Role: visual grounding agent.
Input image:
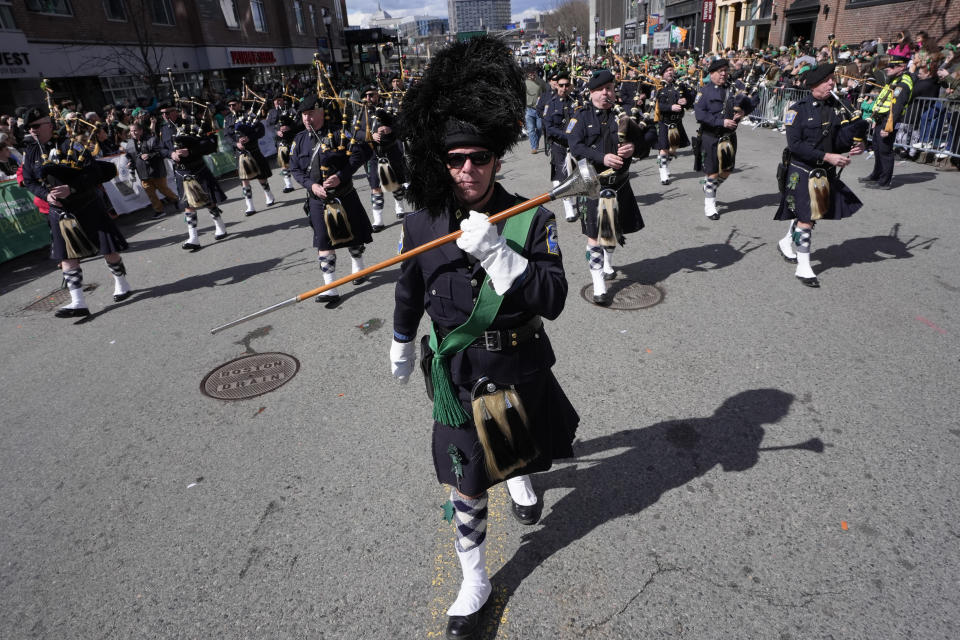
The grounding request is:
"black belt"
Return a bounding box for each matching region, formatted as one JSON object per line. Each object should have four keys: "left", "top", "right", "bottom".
{"left": 550, "top": 137, "right": 568, "bottom": 148}
{"left": 435, "top": 316, "right": 543, "bottom": 352}
{"left": 598, "top": 174, "right": 623, "bottom": 187}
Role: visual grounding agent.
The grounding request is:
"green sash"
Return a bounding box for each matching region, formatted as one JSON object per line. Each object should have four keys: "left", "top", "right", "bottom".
{"left": 428, "top": 207, "right": 538, "bottom": 427}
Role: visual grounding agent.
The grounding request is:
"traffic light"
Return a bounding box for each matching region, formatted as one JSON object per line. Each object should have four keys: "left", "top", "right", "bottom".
{"left": 519, "top": 29, "right": 524, "bottom": 37}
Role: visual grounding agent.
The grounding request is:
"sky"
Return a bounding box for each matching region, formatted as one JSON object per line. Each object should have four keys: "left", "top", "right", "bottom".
{"left": 345, "top": 0, "right": 551, "bottom": 29}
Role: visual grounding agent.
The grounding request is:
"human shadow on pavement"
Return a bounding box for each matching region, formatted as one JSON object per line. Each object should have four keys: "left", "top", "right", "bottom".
{"left": 720, "top": 191, "right": 783, "bottom": 212}
{"left": 479, "top": 388, "right": 822, "bottom": 638}
{"left": 887, "top": 171, "right": 936, "bottom": 186}
{"left": 617, "top": 227, "right": 765, "bottom": 284}
{"left": 813, "top": 223, "right": 937, "bottom": 275}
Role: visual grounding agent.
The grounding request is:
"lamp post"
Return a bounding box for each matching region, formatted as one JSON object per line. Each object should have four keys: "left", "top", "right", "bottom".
{"left": 594, "top": 15, "right": 600, "bottom": 56}
{"left": 321, "top": 7, "right": 336, "bottom": 80}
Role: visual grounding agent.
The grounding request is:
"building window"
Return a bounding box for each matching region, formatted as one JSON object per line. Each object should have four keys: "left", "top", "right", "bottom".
{"left": 251, "top": 0, "right": 267, "bottom": 32}
{"left": 25, "top": 0, "right": 73, "bottom": 16}
{"left": 103, "top": 0, "right": 126, "bottom": 21}
{"left": 308, "top": 4, "right": 317, "bottom": 35}
{"left": 219, "top": 0, "right": 240, "bottom": 28}
{"left": 294, "top": 0, "right": 305, "bottom": 34}
{"left": 0, "top": 0, "right": 18, "bottom": 29}
{"left": 151, "top": 0, "right": 175, "bottom": 25}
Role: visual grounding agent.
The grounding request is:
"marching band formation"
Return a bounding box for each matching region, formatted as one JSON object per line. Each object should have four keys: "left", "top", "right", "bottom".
{"left": 7, "top": 33, "right": 955, "bottom": 638}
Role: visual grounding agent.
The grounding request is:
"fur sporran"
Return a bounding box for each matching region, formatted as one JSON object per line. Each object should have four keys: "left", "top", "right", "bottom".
{"left": 808, "top": 168, "right": 831, "bottom": 221}
{"left": 237, "top": 152, "right": 259, "bottom": 180}
{"left": 597, "top": 188, "right": 620, "bottom": 249}
{"left": 182, "top": 176, "right": 209, "bottom": 209}
{"left": 58, "top": 213, "right": 98, "bottom": 259}
{"left": 717, "top": 135, "right": 736, "bottom": 173}
{"left": 564, "top": 150, "right": 576, "bottom": 179}
{"left": 667, "top": 124, "right": 681, "bottom": 155}
{"left": 377, "top": 157, "right": 402, "bottom": 194}
{"left": 277, "top": 143, "right": 290, "bottom": 170}
{"left": 323, "top": 199, "right": 354, "bottom": 245}
{"left": 471, "top": 379, "right": 538, "bottom": 482}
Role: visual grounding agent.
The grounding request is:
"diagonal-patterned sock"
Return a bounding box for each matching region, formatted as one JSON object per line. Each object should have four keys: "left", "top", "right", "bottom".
{"left": 451, "top": 489, "right": 488, "bottom": 553}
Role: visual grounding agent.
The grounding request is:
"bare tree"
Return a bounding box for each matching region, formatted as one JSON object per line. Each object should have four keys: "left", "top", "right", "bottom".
{"left": 539, "top": 0, "right": 589, "bottom": 45}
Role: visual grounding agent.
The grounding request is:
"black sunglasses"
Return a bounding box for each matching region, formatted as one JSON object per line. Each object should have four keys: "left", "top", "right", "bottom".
{"left": 446, "top": 150, "right": 495, "bottom": 168}
{"left": 557, "top": 82, "right": 571, "bottom": 87}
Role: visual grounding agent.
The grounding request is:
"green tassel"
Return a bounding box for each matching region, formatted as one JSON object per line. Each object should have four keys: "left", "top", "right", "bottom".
{"left": 430, "top": 354, "right": 470, "bottom": 427}
{"left": 442, "top": 499, "right": 455, "bottom": 523}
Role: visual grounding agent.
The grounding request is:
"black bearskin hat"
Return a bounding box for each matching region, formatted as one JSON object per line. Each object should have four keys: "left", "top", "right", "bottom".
{"left": 398, "top": 35, "right": 524, "bottom": 216}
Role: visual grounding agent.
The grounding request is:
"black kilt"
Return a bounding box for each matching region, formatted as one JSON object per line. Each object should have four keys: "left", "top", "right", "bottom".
{"left": 174, "top": 166, "right": 227, "bottom": 207}
{"left": 307, "top": 187, "right": 373, "bottom": 250}
{"left": 774, "top": 163, "right": 863, "bottom": 223}
{"left": 238, "top": 147, "right": 273, "bottom": 180}
{"left": 431, "top": 370, "right": 578, "bottom": 495}
{"left": 364, "top": 142, "right": 407, "bottom": 190}
{"left": 700, "top": 131, "right": 737, "bottom": 175}
{"left": 580, "top": 179, "right": 644, "bottom": 239}
{"left": 549, "top": 143, "right": 570, "bottom": 183}
{"left": 47, "top": 193, "right": 128, "bottom": 260}
{"left": 657, "top": 119, "right": 691, "bottom": 150}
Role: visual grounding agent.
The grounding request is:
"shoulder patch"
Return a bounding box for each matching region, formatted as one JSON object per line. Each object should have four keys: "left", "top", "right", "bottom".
{"left": 545, "top": 221, "right": 559, "bottom": 255}
{"left": 397, "top": 226, "right": 404, "bottom": 255}
{"left": 565, "top": 118, "right": 578, "bottom": 134}
{"left": 784, "top": 110, "right": 797, "bottom": 126}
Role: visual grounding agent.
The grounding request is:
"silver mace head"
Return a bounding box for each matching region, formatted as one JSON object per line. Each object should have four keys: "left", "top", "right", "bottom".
{"left": 550, "top": 158, "right": 600, "bottom": 201}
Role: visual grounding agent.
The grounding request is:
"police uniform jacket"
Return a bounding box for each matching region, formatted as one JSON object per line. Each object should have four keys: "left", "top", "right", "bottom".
{"left": 289, "top": 126, "right": 373, "bottom": 250}
{"left": 568, "top": 104, "right": 644, "bottom": 238}
{"left": 694, "top": 81, "right": 756, "bottom": 174}
{"left": 223, "top": 111, "right": 272, "bottom": 178}
{"left": 124, "top": 135, "right": 167, "bottom": 180}
{"left": 167, "top": 133, "right": 227, "bottom": 207}
{"left": 21, "top": 140, "right": 128, "bottom": 259}
{"left": 774, "top": 93, "right": 864, "bottom": 223}
{"left": 352, "top": 103, "right": 407, "bottom": 189}
{"left": 392, "top": 183, "right": 578, "bottom": 495}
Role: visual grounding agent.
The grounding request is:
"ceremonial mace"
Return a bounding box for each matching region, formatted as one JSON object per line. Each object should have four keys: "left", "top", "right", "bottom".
{"left": 210, "top": 159, "right": 601, "bottom": 334}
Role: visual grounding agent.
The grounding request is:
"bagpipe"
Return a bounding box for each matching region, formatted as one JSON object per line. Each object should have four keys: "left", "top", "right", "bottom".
{"left": 233, "top": 79, "right": 268, "bottom": 180}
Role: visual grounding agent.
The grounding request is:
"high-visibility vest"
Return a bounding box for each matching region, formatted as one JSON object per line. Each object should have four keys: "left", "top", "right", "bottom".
{"left": 874, "top": 73, "right": 914, "bottom": 115}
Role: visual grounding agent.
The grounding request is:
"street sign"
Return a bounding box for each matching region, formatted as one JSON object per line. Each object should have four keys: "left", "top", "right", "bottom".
{"left": 653, "top": 32, "right": 670, "bottom": 49}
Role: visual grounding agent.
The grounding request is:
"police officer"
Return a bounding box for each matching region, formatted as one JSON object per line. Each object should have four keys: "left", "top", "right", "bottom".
{"left": 568, "top": 69, "right": 644, "bottom": 305}
{"left": 860, "top": 54, "right": 913, "bottom": 190}
{"left": 694, "top": 58, "right": 757, "bottom": 219}
{"left": 774, "top": 63, "right": 868, "bottom": 287}
{"left": 289, "top": 94, "right": 373, "bottom": 305}
{"left": 223, "top": 97, "right": 275, "bottom": 214}
{"left": 655, "top": 63, "right": 696, "bottom": 185}
{"left": 265, "top": 95, "right": 302, "bottom": 193}
{"left": 544, "top": 71, "right": 579, "bottom": 222}
{"left": 390, "top": 37, "right": 579, "bottom": 639}
{"left": 20, "top": 107, "right": 132, "bottom": 317}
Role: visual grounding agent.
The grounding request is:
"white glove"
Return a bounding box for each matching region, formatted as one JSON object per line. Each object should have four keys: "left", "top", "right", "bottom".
{"left": 456, "top": 211, "right": 529, "bottom": 295}
{"left": 390, "top": 339, "right": 415, "bottom": 383}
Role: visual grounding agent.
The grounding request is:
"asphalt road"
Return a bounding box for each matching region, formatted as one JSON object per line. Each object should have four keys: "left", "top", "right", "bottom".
{"left": 2, "top": 118, "right": 958, "bottom": 639}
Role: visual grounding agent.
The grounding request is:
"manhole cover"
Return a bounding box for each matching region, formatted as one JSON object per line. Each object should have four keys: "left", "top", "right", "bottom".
{"left": 200, "top": 352, "right": 300, "bottom": 400}
{"left": 579, "top": 281, "right": 663, "bottom": 310}
{"left": 22, "top": 284, "right": 99, "bottom": 313}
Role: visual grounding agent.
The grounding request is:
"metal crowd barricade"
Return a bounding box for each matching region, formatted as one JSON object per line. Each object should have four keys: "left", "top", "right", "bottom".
{"left": 748, "top": 86, "right": 811, "bottom": 128}
{"left": 888, "top": 95, "right": 960, "bottom": 160}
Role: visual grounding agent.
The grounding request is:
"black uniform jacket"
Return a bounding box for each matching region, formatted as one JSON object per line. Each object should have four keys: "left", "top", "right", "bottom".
{"left": 694, "top": 81, "right": 756, "bottom": 135}
{"left": 393, "top": 183, "right": 567, "bottom": 386}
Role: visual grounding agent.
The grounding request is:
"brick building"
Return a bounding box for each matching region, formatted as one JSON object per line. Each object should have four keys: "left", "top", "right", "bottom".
{"left": 0, "top": 0, "right": 350, "bottom": 114}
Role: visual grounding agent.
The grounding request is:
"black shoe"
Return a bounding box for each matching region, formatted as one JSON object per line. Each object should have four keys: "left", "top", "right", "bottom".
{"left": 396, "top": 212, "right": 405, "bottom": 220}
{"left": 865, "top": 182, "right": 893, "bottom": 190}
{"left": 371, "top": 224, "right": 385, "bottom": 233}
{"left": 315, "top": 293, "right": 341, "bottom": 304}
{"left": 602, "top": 270, "right": 617, "bottom": 281}
{"left": 510, "top": 499, "right": 542, "bottom": 526}
{"left": 592, "top": 291, "right": 612, "bottom": 307}
{"left": 797, "top": 275, "right": 820, "bottom": 288}
{"left": 282, "top": 187, "right": 295, "bottom": 193}
{"left": 777, "top": 243, "right": 798, "bottom": 264}
{"left": 857, "top": 176, "right": 877, "bottom": 183}
{"left": 54, "top": 306, "right": 91, "bottom": 318}
{"left": 151, "top": 209, "right": 165, "bottom": 219}
{"left": 565, "top": 215, "right": 578, "bottom": 223}
{"left": 244, "top": 209, "right": 257, "bottom": 217}
{"left": 181, "top": 242, "right": 202, "bottom": 251}
{"left": 351, "top": 276, "right": 367, "bottom": 286}
{"left": 446, "top": 609, "right": 484, "bottom": 639}
{"left": 708, "top": 213, "right": 720, "bottom": 220}
{"left": 113, "top": 291, "right": 133, "bottom": 303}
{"left": 661, "top": 179, "right": 670, "bottom": 186}
{"left": 214, "top": 232, "right": 228, "bottom": 241}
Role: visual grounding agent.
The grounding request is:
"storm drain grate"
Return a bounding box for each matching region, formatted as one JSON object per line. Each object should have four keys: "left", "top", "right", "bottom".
{"left": 200, "top": 352, "right": 300, "bottom": 400}
{"left": 580, "top": 280, "right": 664, "bottom": 310}
{"left": 22, "top": 284, "right": 99, "bottom": 313}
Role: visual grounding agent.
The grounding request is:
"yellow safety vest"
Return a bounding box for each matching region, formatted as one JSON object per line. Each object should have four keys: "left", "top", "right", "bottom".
{"left": 874, "top": 73, "right": 914, "bottom": 115}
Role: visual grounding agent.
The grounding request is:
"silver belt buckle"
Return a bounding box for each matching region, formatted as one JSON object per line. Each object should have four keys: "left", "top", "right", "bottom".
{"left": 483, "top": 330, "right": 502, "bottom": 351}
